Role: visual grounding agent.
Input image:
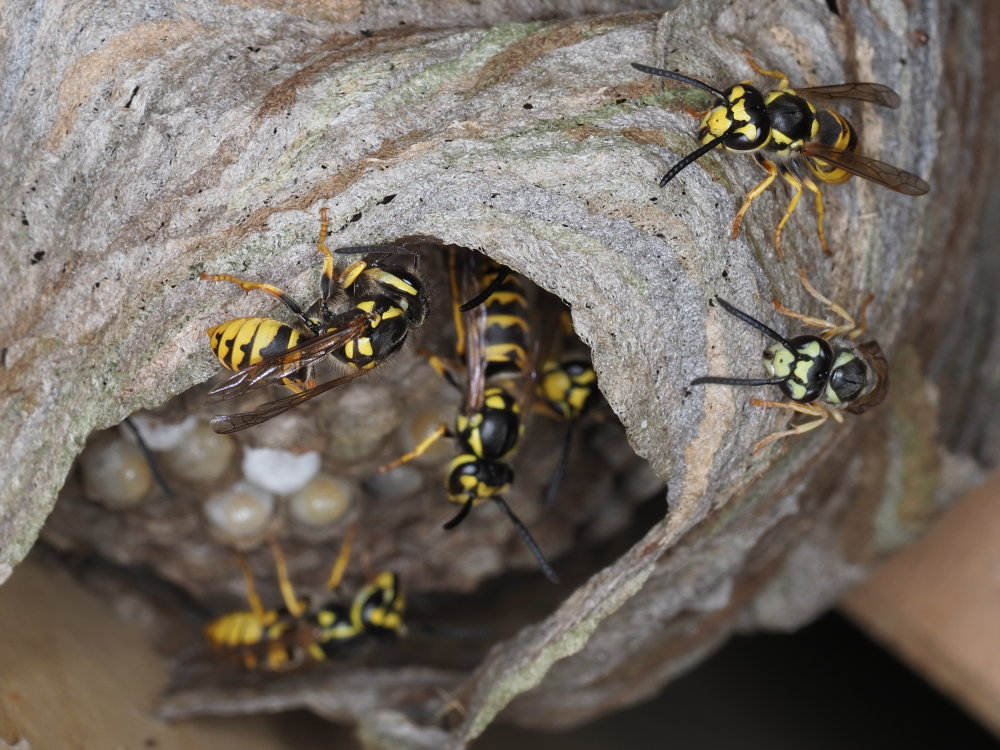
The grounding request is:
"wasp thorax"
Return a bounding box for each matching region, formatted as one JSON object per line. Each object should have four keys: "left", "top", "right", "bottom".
{"left": 699, "top": 84, "right": 770, "bottom": 152}
{"left": 763, "top": 91, "right": 818, "bottom": 151}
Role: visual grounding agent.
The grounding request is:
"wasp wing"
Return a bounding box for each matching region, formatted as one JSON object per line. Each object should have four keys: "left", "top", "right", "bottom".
{"left": 796, "top": 82, "right": 901, "bottom": 108}
{"left": 459, "top": 252, "right": 489, "bottom": 415}
{"left": 209, "top": 369, "right": 363, "bottom": 433}
{"left": 205, "top": 312, "right": 372, "bottom": 404}
{"left": 802, "top": 142, "right": 930, "bottom": 195}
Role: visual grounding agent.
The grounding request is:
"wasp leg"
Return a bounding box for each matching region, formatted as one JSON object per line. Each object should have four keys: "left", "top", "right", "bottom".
{"left": 324, "top": 522, "right": 359, "bottom": 591}
{"left": 315, "top": 207, "right": 339, "bottom": 303}
{"left": 731, "top": 155, "right": 779, "bottom": 241}
{"left": 234, "top": 550, "right": 267, "bottom": 621}
{"left": 266, "top": 537, "right": 307, "bottom": 618}
{"left": 802, "top": 176, "right": 831, "bottom": 255}
{"left": 773, "top": 269, "right": 868, "bottom": 339}
{"left": 379, "top": 423, "right": 449, "bottom": 472}
{"left": 743, "top": 50, "right": 790, "bottom": 89}
{"left": 749, "top": 399, "right": 833, "bottom": 454}
{"left": 447, "top": 250, "right": 467, "bottom": 358}
{"left": 200, "top": 273, "right": 319, "bottom": 334}
{"left": 773, "top": 166, "right": 805, "bottom": 258}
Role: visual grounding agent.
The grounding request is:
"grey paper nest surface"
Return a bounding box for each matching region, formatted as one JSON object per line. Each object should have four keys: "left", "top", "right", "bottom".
{"left": 3, "top": 0, "right": 1000, "bottom": 747}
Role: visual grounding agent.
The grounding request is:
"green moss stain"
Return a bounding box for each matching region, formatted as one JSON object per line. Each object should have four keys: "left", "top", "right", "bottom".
{"left": 873, "top": 345, "right": 940, "bottom": 552}
{"left": 379, "top": 25, "right": 542, "bottom": 109}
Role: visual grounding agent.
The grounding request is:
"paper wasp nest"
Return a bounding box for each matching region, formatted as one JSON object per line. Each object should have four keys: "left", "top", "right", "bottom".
{"left": 2, "top": 0, "right": 998, "bottom": 748}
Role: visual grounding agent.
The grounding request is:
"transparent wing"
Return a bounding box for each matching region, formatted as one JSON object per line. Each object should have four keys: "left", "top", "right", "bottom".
{"left": 802, "top": 142, "right": 930, "bottom": 195}
{"left": 459, "top": 253, "right": 488, "bottom": 415}
{"left": 796, "top": 82, "right": 901, "bottom": 108}
{"left": 209, "top": 369, "right": 363, "bottom": 433}
{"left": 205, "top": 312, "right": 372, "bottom": 403}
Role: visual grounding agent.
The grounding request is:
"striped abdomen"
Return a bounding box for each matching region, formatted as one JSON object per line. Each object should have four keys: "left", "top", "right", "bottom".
{"left": 806, "top": 108, "right": 857, "bottom": 185}
{"left": 481, "top": 263, "right": 531, "bottom": 377}
{"left": 205, "top": 317, "right": 310, "bottom": 391}
{"left": 203, "top": 609, "right": 299, "bottom": 671}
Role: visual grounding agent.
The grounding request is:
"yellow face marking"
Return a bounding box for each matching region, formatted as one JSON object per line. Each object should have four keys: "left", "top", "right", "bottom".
{"left": 703, "top": 105, "right": 733, "bottom": 138}
{"left": 787, "top": 381, "right": 807, "bottom": 400}
{"left": 366, "top": 268, "right": 417, "bottom": 297}
{"left": 793, "top": 358, "right": 814, "bottom": 383}
{"left": 765, "top": 344, "right": 795, "bottom": 378}
{"left": 341, "top": 261, "right": 369, "bottom": 288}
{"left": 731, "top": 96, "right": 749, "bottom": 122}
{"left": 799, "top": 340, "right": 823, "bottom": 358}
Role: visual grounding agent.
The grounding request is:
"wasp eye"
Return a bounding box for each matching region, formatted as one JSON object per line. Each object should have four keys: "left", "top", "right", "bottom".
{"left": 829, "top": 357, "right": 867, "bottom": 402}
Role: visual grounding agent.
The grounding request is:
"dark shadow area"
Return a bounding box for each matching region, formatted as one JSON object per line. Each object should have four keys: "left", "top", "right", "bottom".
{"left": 476, "top": 611, "right": 998, "bottom": 749}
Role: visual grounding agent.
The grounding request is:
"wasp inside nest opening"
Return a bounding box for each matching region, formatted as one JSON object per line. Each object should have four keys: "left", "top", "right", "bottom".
{"left": 44, "top": 210, "right": 663, "bottom": 718}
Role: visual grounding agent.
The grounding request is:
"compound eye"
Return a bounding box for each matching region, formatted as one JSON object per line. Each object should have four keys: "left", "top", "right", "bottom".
{"left": 829, "top": 357, "right": 867, "bottom": 402}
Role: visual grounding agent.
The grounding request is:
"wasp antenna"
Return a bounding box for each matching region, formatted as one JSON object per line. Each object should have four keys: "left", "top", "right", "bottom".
{"left": 713, "top": 297, "right": 795, "bottom": 349}
{"left": 459, "top": 265, "right": 510, "bottom": 312}
{"left": 334, "top": 244, "right": 414, "bottom": 256}
{"left": 691, "top": 375, "right": 789, "bottom": 387}
{"left": 660, "top": 134, "right": 728, "bottom": 187}
{"left": 542, "top": 421, "right": 576, "bottom": 508}
{"left": 630, "top": 62, "right": 727, "bottom": 99}
{"left": 443, "top": 497, "right": 475, "bottom": 530}
{"left": 492, "top": 497, "right": 560, "bottom": 584}
{"left": 122, "top": 417, "right": 176, "bottom": 497}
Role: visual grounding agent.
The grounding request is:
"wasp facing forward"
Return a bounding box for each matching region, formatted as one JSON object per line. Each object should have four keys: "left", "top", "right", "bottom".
{"left": 690, "top": 269, "right": 888, "bottom": 454}
{"left": 381, "top": 252, "right": 559, "bottom": 583}
{"left": 631, "top": 53, "right": 929, "bottom": 256}
{"left": 201, "top": 209, "right": 428, "bottom": 433}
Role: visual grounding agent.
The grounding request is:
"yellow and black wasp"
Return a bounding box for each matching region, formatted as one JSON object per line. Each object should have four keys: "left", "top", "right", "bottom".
{"left": 631, "top": 53, "right": 929, "bottom": 255}
{"left": 203, "top": 528, "right": 406, "bottom": 671}
{"left": 690, "top": 269, "right": 888, "bottom": 454}
{"left": 200, "top": 208, "right": 429, "bottom": 433}
{"left": 381, "top": 252, "right": 559, "bottom": 583}
{"left": 534, "top": 308, "right": 600, "bottom": 506}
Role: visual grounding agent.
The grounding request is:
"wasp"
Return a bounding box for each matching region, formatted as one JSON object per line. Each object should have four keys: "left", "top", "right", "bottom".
{"left": 631, "top": 53, "right": 929, "bottom": 256}
{"left": 200, "top": 208, "right": 429, "bottom": 433}
{"left": 690, "top": 269, "right": 888, "bottom": 454}
{"left": 534, "top": 309, "right": 600, "bottom": 506}
{"left": 203, "top": 528, "right": 406, "bottom": 670}
{"left": 381, "top": 252, "right": 559, "bottom": 583}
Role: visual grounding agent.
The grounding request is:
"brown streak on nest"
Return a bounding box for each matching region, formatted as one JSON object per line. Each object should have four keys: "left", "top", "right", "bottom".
{"left": 220, "top": 0, "right": 363, "bottom": 22}
{"left": 181, "top": 31, "right": 418, "bottom": 197}
{"left": 45, "top": 20, "right": 204, "bottom": 152}
{"left": 470, "top": 24, "right": 583, "bottom": 91}
{"left": 183, "top": 129, "right": 429, "bottom": 259}
{"left": 618, "top": 125, "right": 667, "bottom": 147}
